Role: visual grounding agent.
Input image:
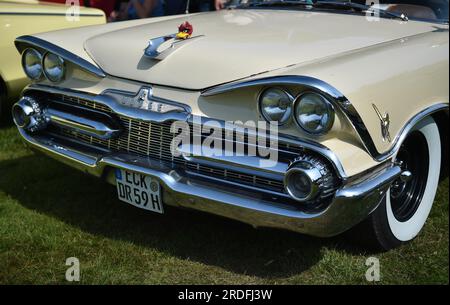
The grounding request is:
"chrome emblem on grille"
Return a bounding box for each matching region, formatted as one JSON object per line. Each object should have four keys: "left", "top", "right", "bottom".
{"left": 137, "top": 87, "right": 152, "bottom": 110}
{"left": 106, "top": 87, "right": 186, "bottom": 114}
{"left": 138, "top": 88, "right": 185, "bottom": 113}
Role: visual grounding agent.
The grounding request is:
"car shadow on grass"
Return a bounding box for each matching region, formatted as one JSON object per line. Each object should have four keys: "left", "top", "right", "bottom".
{"left": 0, "top": 112, "right": 13, "bottom": 129}
{"left": 0, "top": 154, "right": 371, "bottom": 279}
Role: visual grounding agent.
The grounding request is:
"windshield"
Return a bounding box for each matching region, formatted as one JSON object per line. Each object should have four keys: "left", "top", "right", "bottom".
{"left": 234, "top": 0, "right": 449, "bottom": 23}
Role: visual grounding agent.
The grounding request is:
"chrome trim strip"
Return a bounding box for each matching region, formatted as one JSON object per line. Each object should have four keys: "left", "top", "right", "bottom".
{"left": 46, "top": 107, "right": 121, "bottom": 140}
{"left": 24, "top": 84, "right": 191, "bottom": 124}
{"left": 19, "top": 128, "right": 100, "bottom": 167}
{"left": 177, "top": 143, "right": 289, "bottom": 177}
{"left": 374, "top": 103, "right": 449, "bottom": 162}
{"left": 201, "top": 76, "right": 449, "bottom": 162}
{"left": 15, "top": 35, "right": 106, "bottom": 78}
{"left": 187, "top": 171, "right": 290, "bottom": 199}
{"left": 17, "top": 128, "right": 401, "bottom": 237}
{"left": 24, "top": 84, "right": 349, "bottom": 179}
{"left": 337, "top": 165, "right": 401, "bottom": 199}
{"left": 185, "top": 114, "right": 348, "bottom": 178}
{"left": 201, "top": 75, "right": 344, "bottom": 98}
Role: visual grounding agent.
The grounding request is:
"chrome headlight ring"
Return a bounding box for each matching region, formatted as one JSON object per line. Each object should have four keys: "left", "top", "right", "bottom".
{"left": 293, "top": 91, "right": 335, "bottom": 135}
{"left": 21, "top": 48, "right": 43, "bottom": 81}
{"left": 43, "top": 52, "right": 66, "bottom": 83}
{"left": 257, "top": 87, "right": 294, "bottom": 126}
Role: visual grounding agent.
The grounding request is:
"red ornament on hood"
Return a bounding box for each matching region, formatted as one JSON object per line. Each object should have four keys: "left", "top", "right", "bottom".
{"left": 176, "top": 21, "right": 194, "bottom": 40}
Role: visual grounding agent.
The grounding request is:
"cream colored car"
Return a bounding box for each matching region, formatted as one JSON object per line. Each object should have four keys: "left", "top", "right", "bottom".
{"left": 0, "top": 0, "right": 105, "bottom": 117}
{"left": 11, "top": 0, "right": 449, "bottom": 250}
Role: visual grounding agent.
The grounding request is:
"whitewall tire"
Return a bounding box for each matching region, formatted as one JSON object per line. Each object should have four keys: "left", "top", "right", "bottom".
{"left": 363, "top": 117, "right": 441, "bottom": 251}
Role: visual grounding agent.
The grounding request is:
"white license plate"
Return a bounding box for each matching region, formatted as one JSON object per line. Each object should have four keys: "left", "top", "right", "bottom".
{"left": 115, "top": 169, "right": 163, "bottom": 214}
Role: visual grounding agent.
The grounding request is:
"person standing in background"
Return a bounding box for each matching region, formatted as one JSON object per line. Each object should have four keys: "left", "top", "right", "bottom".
{"left": 110, "top": 0, "right": 164, "bottom": 21}
{"left": 86, "top": 0, "right": 116, "bottom": 18}
{"left": 44, "top": 0, "right": 226, "bottom": 20}
{"left": 164, "top": 0, "right": 187, "bottom": 15}
{"left": 165, "top": 0, "right": 227, "bottom": 15}
{"left": 213, "top": 0, "right": 227, "bottom": 10}
{"left": 128, "top": 0, "right": 165, "bottom": 19}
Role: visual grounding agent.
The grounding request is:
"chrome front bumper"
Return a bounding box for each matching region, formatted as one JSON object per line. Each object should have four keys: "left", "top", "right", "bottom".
{"left": 18, "top": 128, "right": 401, "bottom": 237}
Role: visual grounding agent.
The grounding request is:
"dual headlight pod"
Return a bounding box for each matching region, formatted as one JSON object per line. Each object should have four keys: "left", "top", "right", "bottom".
{"left": 22, "top": 48, "right": 65, "bottom": 83}
{"left": 259, "top": 88, "right": 335, "bottom": 135}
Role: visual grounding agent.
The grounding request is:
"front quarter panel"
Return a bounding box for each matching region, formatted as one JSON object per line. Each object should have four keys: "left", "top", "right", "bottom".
{"left": 279, "top": 26, "right": 449, "bottom": 157}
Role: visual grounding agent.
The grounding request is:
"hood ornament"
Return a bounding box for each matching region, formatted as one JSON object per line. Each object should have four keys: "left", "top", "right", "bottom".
{"left": 144, "top": 22, "right": 202, "bottom": 60}
{"left": 372, "top": 103, "right": 391, "bottom": 143}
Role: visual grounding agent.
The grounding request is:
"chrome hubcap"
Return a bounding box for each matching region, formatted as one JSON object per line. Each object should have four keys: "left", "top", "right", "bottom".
{"left": 390, "top": 131, "right": 429, "bottom": 222}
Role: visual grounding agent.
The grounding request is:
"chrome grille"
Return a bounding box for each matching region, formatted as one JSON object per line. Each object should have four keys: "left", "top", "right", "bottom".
{"left": 61, "top": 118, "right": 186, "bottom": 164}
{"left": 61, "top": 95, "right": 112, "bottom": 114}
{"left": 55, "top": 94, "right": 286, "bottom": 192}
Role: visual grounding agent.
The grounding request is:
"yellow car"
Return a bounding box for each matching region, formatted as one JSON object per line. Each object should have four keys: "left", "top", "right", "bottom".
{"left": 0, "top": 0, "right": 105, "bottom": 117}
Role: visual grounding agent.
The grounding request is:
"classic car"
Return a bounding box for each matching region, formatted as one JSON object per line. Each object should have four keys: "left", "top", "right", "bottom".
{"left": 11, "top": 0, "right": 449, "bottom": 250}
{"left": 0, "top": 0, "right": 105, "bottom": 118}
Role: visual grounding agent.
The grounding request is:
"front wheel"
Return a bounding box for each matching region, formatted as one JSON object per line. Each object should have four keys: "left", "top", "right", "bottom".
{"left": 363, "top": 117, "right": 441, "bottom": 251}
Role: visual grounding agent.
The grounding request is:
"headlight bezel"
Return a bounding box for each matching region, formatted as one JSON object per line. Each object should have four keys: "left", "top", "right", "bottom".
{"left": 257, "top": 87, "right": 294, "bottom": 126}
{"left": 43, "top": 52, "right": 66, "bottom": 83}
{"left": 21, "top": 48, "right": 43, "bottom": 81}
{"left": 293, "top": 91, "right": 335, "bottom": 135}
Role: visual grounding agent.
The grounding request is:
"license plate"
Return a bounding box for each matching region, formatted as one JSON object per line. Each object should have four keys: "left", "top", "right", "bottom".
{"left": 115, "top": 169, "right": 163, "bottom": 214}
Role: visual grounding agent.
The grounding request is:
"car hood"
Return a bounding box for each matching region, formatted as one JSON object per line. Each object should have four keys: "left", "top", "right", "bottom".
{"left": 84, "top": 10, "right": 436, "bottom": 90}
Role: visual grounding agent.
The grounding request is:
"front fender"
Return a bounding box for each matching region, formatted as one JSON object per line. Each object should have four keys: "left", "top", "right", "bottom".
{"left": 282, "top": 28, "right": 449, "bottom": 160}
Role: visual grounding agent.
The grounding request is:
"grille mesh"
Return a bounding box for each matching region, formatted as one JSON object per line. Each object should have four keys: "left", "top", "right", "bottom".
{"left": 56, "top": 94, "right": 286, "bottom": 192}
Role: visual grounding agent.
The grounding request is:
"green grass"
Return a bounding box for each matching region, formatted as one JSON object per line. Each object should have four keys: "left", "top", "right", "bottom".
{"left": 0, "top": 123, "right": 448, "bottom": 284}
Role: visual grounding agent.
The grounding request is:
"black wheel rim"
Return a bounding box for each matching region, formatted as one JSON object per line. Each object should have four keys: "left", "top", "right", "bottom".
{"left": 390, "top": 131, "right": 429, "bottom": 222}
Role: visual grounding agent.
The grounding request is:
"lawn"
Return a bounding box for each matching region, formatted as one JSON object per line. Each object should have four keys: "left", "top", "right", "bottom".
{"left": 0, "top": 120, "right": 448, "bottom": 285}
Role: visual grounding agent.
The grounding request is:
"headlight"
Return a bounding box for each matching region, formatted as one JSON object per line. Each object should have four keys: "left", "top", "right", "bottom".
{"left": 22, "top": 48, "right": 43, "bottom": 80}
{"left": 258, "top": 88, "right": 293, "bottom": 125}
{"left": 43, "top": 53, "right": 65, "bottom": 82}
{"left": 294, "top": 92, "right": 335, "bottom": 134}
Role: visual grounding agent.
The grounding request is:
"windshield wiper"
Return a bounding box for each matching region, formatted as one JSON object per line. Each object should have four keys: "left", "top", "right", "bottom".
{"left": 238, "top": 0, "right": 409, "bottom": 22}
{"left": 237, "top": 0, "right": 313, "bottom": 8}
{"left": 315, "top": 1, "right": 409, "bottom": 21}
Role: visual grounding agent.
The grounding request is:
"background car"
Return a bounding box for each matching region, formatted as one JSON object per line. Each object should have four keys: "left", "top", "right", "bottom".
{"left": 0, "top": 0, "right": 105, "bottom": 119}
